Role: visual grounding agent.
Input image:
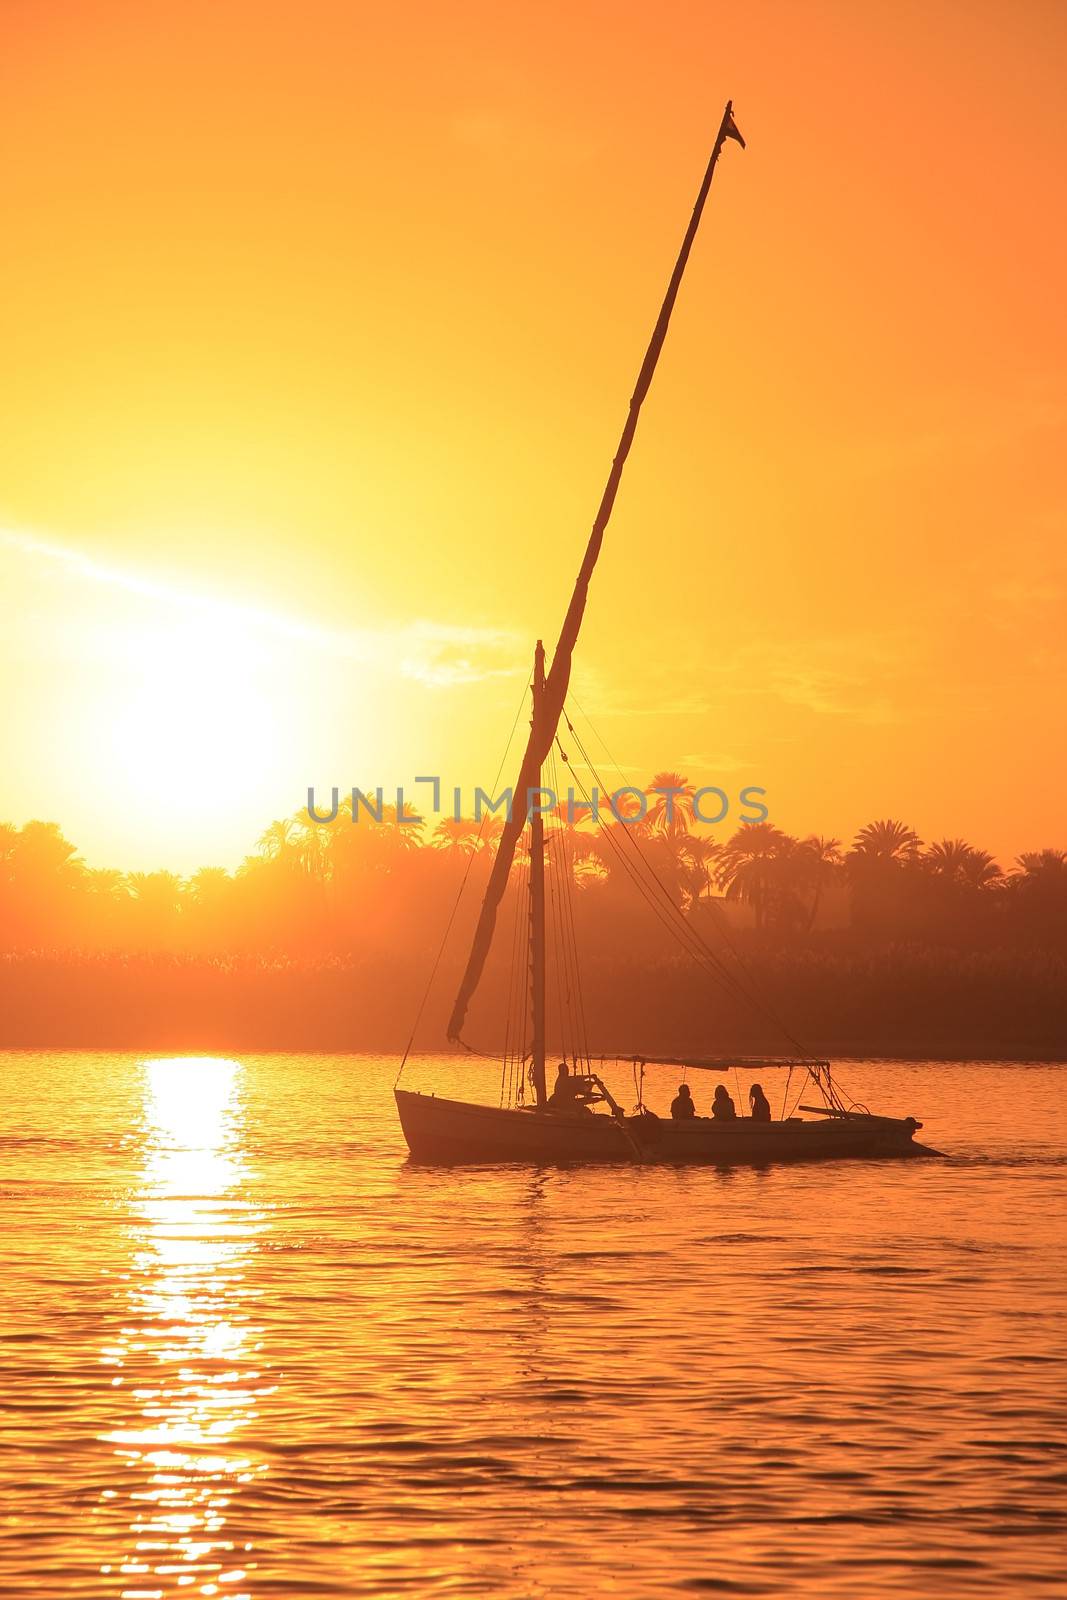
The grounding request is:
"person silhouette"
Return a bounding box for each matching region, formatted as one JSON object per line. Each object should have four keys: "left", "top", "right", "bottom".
{"left": 548, "top": 1062, "right": 577, "bottom": 1108}
{"left": 748, "top": 1082, "right": 772, "bottom": 1122}
{"left": 711, "top": 1084, "right": 737, "bottom": 1121}
{"left": 670, "top": 1083, "right": 696, "bottom": 1119}
{"left": 548, "top": 1061, "right": 594, "bottom": 1113}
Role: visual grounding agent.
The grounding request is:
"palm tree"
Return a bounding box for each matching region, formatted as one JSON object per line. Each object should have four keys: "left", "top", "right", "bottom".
{"left": 188, "top": 865, "right": 232, "bottom": 902}
{"left": 716, "top": 823, "right": 789, "bottom": 931}
{"left": 543, "top": 801, "right": 601, "bottom": 881}
{"left": 1008, "top": 850, "right": 1067, "bottom": 915}
{"left": 1006, "top": 849, "right": 1067, "bottom": 942}
{"left": 478, "top": 816, "right": 505, "bottom": 850}
{"left": 184, "top": 867, "right": 233, "bottom": 947}
{"left": 924, "top": 839, "right": 971, "bottom": 880}
{"left": 960, "top": 850, "right": 1001, "bottom": 890}
{"left": 799, "top": 835, "right": 843, "bottom": 931}
{"left": 764, "top": 833, "right": 815, "bottom": 933}
{"left": 258, "top": 817, "right": 300, "bottom": 861}
{"left": 680, "top": 834, "right": 720, "bottom": 907}
{"left": 378, "top": 802, "right": 425, "bottom": 850}
{"left": 636, "top": 829, "right": 695, "bottom": 909}
{"left": 924, "top": 839, "right": 1001, "bottom": 889}
{"left": 1013, "top": 849, "right": 1067, "bottom": 881}
{"left": 11, "top": 820, "right": 83, "bottom": 880}
{"left": 291, "top": 815, "right": 330, "bottom": 880}
{"left": 127, "top": 869, "right": 183, "bottom": 907}
{"left": 432, "top": 817, "right": 481, "bottom": 856}
{"left": 84, "top": 866, "right": 128, "bottom": 901}
{"left": 127, "top": 870, "right": 184, "bottom": 947}
{"left": 850, "top": 819, "right": 921, "bottom": 864}
{"left": 607, "top": 788, "right": 650, "bottom": 830}
{"left": 646, "top": 772, "right": 696, "bottom": 836}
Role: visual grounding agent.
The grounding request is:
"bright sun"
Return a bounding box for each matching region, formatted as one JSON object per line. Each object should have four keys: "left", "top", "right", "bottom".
{"left": 2, "top": 528, "right": 376, "bottom": 872}
{"left": 107, "top": 609, "right": 288, "bottom": 835}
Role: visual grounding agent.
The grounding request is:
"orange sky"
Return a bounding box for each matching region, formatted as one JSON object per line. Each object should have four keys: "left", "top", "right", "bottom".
{"left": 1, "top": 0, "right": 1065, "bottom": 872}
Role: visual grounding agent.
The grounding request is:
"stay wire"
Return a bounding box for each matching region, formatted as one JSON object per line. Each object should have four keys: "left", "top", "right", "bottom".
{"left": 545, "top": 797, "right": 570, "bottom": 1067}
{"left": 565, "top": 694, "right": 847, "bottom": 1107}
{"left": 564, "top": 703, "right": 791, "bottom": 1024}
{"left": 566, "top": 695, "right": 780, "bottom": 993}
{"left": 500, "top": 852, "right": 527, "bottom": 1106}
{"left": 396, "top": 672, "right": 531, "bottom": 1086}
{"left": 547, "top": 764, "right": 571, "bottom": 1068}
{"left": 512, "top": 860, "right": 532, "bottom": 1103}
{"left": 556, "top": 739, "right": 747, "bottom": 1009}
{"left": 562, "top": 702, "right": 816, "bottom": 1064}
{"left": 558, "top": 725, "right": 759, "bottom": 1008}
{"left": 549, "top": 746, "right": 580, "bottom": 1069}
{"left": 548, "top": 743, "right": 589, "bottom": 1071}
{"left": 553, "top": 745, "right": 594, "bottom": 1070}
{"left": 561, "top": 717, "right": 846, "bottom": 1110}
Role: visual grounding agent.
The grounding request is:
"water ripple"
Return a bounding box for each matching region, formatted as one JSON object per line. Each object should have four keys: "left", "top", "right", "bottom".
{"left": 0, "top": 1052, "right": 1064, "bottom": 1598}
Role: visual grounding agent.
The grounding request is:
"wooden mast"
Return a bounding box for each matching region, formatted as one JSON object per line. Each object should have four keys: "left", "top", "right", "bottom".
{"left": 446, "top": 100, "right": 745, "bottom": 1044}
{"left": 529, "top": 639, "right": 547, "bottom": 1108}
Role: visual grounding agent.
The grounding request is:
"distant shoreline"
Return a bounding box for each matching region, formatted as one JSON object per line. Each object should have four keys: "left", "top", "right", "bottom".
{"left": 0, "top": 1037, "right": 1063, "bottom": 1064}
{"left": 4, "top": 943, "right": 1064, "bottom": 1062}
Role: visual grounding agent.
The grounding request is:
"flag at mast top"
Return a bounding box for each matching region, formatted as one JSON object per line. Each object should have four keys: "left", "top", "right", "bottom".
{"left": 722, "top": 102, "right": 746, "bottom": 149}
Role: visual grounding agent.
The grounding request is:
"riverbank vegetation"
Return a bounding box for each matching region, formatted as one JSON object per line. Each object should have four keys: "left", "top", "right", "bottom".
{"left": 2, "top": 783, "right": 1065, "bottom": 1055}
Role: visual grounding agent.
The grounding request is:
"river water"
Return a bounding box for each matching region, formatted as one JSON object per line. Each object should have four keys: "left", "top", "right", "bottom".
{"left": 1, "top": 1053, "right": 1064, "bottom": 1598}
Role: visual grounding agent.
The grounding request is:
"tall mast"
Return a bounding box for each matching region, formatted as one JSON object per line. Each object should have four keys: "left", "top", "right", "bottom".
{"left": 447, "top": 100, "right": 745, "bottom": 1045}
{"left": 529, "top": 640, "right": 547, "bottom": 1108}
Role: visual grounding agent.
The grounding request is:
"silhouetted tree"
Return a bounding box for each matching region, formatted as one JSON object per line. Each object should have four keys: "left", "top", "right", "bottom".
{"left": 433, "top": 817, "right": 481, "bottom": 855}
{"left": 799, "top": 836, "right": 843, "bottom": 931}
{"left": 0, "top": 790, "right": 1062, "bottom": 980}
{"left": 717, "top": 823, "right": 791, "bottom": 931}
{"left": 646, "top": 772, "right": 696, "bottom": 836}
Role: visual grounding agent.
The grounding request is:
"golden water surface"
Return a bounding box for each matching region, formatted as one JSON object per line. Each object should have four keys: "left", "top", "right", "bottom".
{"left": 1, "top": 1053, "right": 1064, "bottom": 1597}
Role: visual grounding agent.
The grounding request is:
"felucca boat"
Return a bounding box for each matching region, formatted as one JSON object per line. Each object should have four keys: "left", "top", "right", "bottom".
{"left": 395, "top": 103, "right": 937, "bottom": 1167}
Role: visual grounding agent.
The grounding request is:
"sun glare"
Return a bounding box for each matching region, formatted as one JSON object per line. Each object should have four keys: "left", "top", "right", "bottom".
{"left": 107, "top": 613, "right": 286, "bottom": 829}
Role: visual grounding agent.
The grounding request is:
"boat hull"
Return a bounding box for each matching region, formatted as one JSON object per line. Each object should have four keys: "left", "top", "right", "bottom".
{"left": 394, "top": 1089, "right": 936, "bottom": 1167}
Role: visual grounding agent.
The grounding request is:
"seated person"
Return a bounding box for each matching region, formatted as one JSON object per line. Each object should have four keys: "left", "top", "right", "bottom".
{"left": 711, "top": 1084, "right": 737, "bottom": 1121}
{"left": 748, "top": 1082, "right": 772, "bottom": 1122}
{"left": 547, "top": 1062, "right": 592, "bottom": 1112}
{"left": 670, "top": 1083, "right": 696, "bottom": 1119}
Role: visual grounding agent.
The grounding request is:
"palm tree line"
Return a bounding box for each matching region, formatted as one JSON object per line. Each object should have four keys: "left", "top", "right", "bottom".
{"left": 1, "top": 771, "right": 1065, "bottom": 954}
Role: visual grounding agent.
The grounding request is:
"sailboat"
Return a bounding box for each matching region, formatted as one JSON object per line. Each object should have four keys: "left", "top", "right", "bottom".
{"left": 395, "top": 103, "right": 937, "bottom": 1166}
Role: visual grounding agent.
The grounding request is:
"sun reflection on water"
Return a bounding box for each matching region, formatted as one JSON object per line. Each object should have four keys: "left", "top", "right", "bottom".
{"left": 99, "top": 1058, "right": 269, "bottom": 1600}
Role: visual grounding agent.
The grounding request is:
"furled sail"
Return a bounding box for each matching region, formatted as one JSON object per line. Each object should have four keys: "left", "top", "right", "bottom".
{"left": 447, "top": 101, "right": 745, "bottom": 1042}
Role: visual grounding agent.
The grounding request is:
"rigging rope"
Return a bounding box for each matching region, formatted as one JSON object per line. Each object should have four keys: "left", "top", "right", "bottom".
{"left": 546, "top": 742, "right": 592, "bottom": 1074}
{"left": 396, "top": 673, "right": 531, "bottom": 1086}
{"left": 558, "top": 699, "right": 843, "bottom": 1107}
{"left": 500, "top": 853, "right": 527, "bottom": 1106}
{"left": 564, "top": 701, "right": 802, "bottom": 1037}
{"left": 544, "top": 749, "right": 571, "bottom": 1067}
{"left": 554, "top": 746, "right": 594, "bottom": 1071}
{"left": 557, "top": 726, "right": 760, "bottom": 1012}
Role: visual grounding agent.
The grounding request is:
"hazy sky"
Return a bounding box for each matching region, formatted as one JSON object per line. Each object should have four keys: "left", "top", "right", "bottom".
{"left": 1, "top": 0, "right": 1064, "bottom": 871}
